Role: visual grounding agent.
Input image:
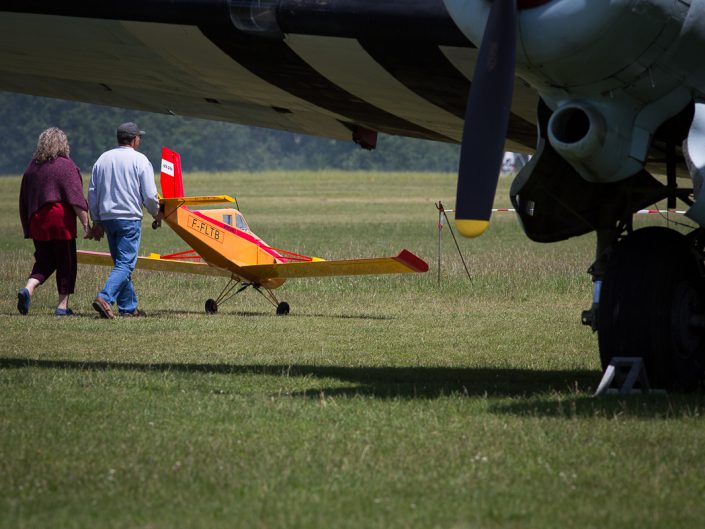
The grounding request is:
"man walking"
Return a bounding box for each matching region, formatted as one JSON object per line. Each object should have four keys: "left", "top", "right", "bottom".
{"left": 88, "top": 122, "right": 163, "bottom": 318}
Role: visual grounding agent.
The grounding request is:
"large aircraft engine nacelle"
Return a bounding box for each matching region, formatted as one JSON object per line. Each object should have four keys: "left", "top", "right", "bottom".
{"left": 547, "top": 102, "right": 637, "bottom": 183}
{"left": 444, "top": 0, "right": 704, "bottom": 184}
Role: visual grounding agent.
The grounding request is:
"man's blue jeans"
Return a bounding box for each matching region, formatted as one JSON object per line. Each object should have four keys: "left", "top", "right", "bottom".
{"left": 98, "top": 219, "right": 141, "bottom": 314}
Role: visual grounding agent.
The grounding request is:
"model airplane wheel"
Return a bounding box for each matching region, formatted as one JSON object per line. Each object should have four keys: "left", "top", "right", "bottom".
{"left": 276, "top": 302, "right": 290, "bottom": 315}
{"left": 597, "top": 227, "right": 705, "bottom": 390}
{"left": 205, "top": 298, "right": 218, "bottom": 314}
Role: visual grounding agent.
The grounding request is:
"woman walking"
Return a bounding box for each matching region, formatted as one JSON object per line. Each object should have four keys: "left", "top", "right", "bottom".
{"left": 18, "top": 127, "right": 91, "bottom": 315}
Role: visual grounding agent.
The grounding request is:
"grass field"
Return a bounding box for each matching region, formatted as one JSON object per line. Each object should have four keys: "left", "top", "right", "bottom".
{"left": 1, "top": 170, "right": 704, "bottom": 528}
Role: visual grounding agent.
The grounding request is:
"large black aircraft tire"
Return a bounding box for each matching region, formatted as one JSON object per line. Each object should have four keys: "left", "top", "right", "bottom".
{"left": 597, "top": 227, "right": 705, "bottom": 390}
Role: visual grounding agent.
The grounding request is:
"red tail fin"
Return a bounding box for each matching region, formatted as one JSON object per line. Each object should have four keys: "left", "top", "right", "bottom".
{"left": 160, "top": 147, "right": 184, "bottom": 198}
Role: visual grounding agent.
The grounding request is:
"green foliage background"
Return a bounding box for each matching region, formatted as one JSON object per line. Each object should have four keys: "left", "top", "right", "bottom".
{"left": 0, "top": 92, "right": 461, "bottom": 175}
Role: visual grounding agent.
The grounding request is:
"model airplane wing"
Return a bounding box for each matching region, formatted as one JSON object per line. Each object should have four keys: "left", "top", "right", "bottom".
{"left": 78, "top": 249, "right": 427, "bottom": 281}
{"left": 161, "top": 196, "right": 235, "bottom": 207}
{"left": 77, "top": 250, "right": 230, "bottom": 278}
{"left": 234, "top": 249, "right": 428, "bottom": 281}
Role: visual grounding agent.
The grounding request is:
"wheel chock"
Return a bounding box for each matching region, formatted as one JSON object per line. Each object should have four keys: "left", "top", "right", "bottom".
{"left": 593, "top": 357, "right": 665, "bottom": 396}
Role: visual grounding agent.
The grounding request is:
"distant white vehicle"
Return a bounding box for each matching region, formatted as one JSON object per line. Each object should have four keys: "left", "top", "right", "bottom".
{"left": 501, "top": 152, "right": 531, "bottom": 176}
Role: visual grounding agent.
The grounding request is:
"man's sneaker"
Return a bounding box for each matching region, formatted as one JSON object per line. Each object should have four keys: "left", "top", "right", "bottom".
{"left": 17, "top": 288, "right": 30, "bottom": 315}
{"left": 92, "top": 296, "right": 115, "bottom": 319}
{"left": 120, "top": 308, "right": 146, "bottom": 317}
{"left": 54, "top": 308, "right": 76, "bottom": 316}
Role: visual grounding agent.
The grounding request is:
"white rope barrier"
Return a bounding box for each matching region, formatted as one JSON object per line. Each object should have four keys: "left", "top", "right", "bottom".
{"left": 439, "top": 208, "right": 687, "bottom": 215}
{"left": 435, "top": 203, "right": 689, "bottom": 287}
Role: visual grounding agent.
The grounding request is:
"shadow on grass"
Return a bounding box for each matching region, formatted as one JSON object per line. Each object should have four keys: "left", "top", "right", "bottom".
{"left": 0, "top": 310, "right": 392, "bottom": 321}
{"left": 489, "top": 393, "right": 705, "bottom": 419}
{"left": 3, "top": 358, "right": 703, "bottom": 417}
{"left": 1, "top": 356, "right": 595, "bottom": 397}
{"left": 151, "top": 310, "right": 393, "bottom": 321}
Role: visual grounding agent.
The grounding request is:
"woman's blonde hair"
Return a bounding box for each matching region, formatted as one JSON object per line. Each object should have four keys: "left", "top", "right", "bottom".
{"left": 33, "top": 127, "right": 70, "bottom": 163}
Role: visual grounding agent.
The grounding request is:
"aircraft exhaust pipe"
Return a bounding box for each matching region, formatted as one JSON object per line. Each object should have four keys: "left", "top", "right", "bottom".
{"left": 548, "top": 103, "right": 606, "bottom": 162}
{"left": 544, "top": 102, "right": 635, "bottom": 183}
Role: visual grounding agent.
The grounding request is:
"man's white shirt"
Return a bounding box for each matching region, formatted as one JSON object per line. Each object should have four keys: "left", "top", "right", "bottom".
{"left": 88, "top": 146, "right": 160, "bottom": 222}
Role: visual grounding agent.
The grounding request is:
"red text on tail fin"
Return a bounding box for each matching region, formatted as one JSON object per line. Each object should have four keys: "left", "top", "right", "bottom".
{"left": 160, "top": 147, "right": 184, "bottom": 198}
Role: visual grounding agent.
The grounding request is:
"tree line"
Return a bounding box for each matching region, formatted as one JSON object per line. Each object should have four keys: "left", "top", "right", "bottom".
{"left": 0, "top": 92, "right": 461, "bottom": 175}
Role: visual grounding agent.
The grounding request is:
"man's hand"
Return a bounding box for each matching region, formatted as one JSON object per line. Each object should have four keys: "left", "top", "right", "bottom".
{"left": 91, "top": 224, "right": 105, "bottom": 241}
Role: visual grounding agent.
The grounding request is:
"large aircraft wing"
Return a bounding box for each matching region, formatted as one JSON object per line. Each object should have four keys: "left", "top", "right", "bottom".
{"left": 0, "top": 1, "right": 538, "bottom": 152}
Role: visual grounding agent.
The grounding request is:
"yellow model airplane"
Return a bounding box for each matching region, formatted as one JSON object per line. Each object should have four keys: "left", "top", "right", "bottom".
{"left": 78, "top": 148, "right": 428, "bottom": 315}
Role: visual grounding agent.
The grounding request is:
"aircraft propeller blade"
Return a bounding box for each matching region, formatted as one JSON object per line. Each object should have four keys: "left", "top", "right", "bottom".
{"left": 455, "top": 0, "right": 517, "bottom": 237}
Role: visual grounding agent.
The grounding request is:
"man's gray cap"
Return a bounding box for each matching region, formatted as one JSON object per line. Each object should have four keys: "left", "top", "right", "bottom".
{"left": 117, "top": 122, "right": 145, "bottom": 137}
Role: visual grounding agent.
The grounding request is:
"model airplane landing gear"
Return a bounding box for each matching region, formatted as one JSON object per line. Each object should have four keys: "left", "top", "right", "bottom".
{"left": 204, "top": 278, "right": 250, "bottom": 315}
{"left": 596, "top": 227, "right": 705, "bottom": 390}
{"left": 253, "top": 286, "right": 289, "bottom": 316}
{"left": 203, "top": 277, "right": 290, "bottom": 315}
{"left": 205, "top": 298, "right": 218, "bottom": 314}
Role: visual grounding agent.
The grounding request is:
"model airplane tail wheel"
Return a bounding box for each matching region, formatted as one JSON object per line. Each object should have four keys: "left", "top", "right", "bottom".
{"left": 276, "top": 302, "right": 290, "bottom": 315}
{"left": 205, "top": 298, "right": 218, "bottom": 314}
{"left": 597, "top": 227, "right": 705, "bottom": 390}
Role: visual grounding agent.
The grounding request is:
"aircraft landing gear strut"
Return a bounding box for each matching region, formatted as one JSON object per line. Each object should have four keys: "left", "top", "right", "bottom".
{"left": 251, "top": 284, "right": 289, "bottom": 315}
{"left": 205, "top": 277, "right": 289, "bottom": 315}
{"left": 591, "top": 226, "right": 705, "bottom": 390}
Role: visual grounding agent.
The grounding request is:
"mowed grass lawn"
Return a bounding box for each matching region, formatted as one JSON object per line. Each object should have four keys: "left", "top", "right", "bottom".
{"left": 1, "top": 169, "right": 704, "bottom": 528}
